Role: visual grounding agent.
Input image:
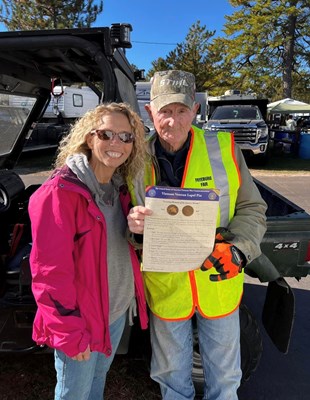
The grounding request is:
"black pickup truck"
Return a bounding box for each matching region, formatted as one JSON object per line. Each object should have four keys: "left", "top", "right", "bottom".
{"left": 0, "top": 26, "right": 310, "bottom": 395}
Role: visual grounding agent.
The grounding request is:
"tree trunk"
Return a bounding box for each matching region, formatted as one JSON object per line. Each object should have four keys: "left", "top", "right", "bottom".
{"left": 283, "top": 13, "right": 297, "bottom": 98}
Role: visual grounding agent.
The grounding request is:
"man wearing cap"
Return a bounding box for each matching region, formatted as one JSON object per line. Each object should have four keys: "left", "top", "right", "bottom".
{"left": 127, "top": 70, "right": 267, "bottom": 400}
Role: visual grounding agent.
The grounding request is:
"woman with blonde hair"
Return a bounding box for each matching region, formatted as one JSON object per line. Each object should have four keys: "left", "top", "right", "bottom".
{"left": 29, "top": 102, "right": 148, "bottom": 400}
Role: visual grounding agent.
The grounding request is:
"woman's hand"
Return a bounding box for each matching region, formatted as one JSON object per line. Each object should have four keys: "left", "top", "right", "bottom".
{"left": 71, "top": 345, "right": 91, "bottom": 361}
{"left": 127, "top": 205, "right": 152, "bottom": 234}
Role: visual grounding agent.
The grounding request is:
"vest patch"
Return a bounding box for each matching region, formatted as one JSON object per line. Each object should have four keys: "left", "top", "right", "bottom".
{"left": 195, "top": 176, "right": 212, "bottom": 187}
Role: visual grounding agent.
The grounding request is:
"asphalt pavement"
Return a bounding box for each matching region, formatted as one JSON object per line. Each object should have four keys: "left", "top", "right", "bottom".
{"left": 239, "top": 172, "right": 310, "bottom": 400}
{"left": 237, "top": 275, "right": 310, "bottom": 400}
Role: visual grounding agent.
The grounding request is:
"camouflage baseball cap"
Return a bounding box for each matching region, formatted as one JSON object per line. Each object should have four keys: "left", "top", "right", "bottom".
{"left": 150, "top": 70, "right": 196, "bottom": 110}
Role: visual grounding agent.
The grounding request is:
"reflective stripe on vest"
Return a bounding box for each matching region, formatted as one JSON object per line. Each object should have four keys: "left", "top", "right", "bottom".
{"left": 131, "top": 127, "right": 244, "bottom": 320}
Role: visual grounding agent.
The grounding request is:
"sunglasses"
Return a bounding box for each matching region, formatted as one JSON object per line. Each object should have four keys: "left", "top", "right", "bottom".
{"left": 90, "top": 129, "right": 135, "bottom": 144}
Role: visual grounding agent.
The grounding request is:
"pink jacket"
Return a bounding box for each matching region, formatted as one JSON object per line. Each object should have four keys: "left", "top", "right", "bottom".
{"left": 29, "top": 167, "right": 148, "bottom": 357}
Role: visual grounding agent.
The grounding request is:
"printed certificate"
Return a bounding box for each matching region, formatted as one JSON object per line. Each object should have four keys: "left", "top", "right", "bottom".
{"left": 142, "top": 186, "right": 219, "bottom": 272}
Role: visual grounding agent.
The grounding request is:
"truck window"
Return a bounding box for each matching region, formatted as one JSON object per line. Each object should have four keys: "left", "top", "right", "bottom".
{"left": 211, "top": 106, "right": 262, "bottom": 120}
{"left": 211, "top": 108, "right": 236, "bottom": 119}
{"left": 0, "top": 107, "right": 29, "bottom": 155}
{"left": 0, "top": 93, "right": 35, "bottom": 156}
{"left": 240, "top": 108, "right": 259, "bottom": 119}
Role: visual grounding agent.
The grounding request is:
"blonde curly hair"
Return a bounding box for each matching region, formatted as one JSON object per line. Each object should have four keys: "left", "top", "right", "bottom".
{"left": 55, "top": 102, "right": 146, "bottom": 180}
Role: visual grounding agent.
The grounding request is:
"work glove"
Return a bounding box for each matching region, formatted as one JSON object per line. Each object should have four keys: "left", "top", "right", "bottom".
{"left": 201, "top": 228, "right": 245, "bottom": 281}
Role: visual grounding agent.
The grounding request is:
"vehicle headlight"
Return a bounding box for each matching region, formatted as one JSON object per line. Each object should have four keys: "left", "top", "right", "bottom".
{"left": 257, "top": 127, "right": 268, "bottom": 139}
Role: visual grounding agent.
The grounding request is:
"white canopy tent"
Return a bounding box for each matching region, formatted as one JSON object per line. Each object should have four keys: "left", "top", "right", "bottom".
{"left": 268, "top": 98, "right": 310, "bottom": 114}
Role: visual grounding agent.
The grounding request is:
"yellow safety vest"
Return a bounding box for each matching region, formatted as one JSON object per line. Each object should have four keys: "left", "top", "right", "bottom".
{"left": 130, "top": 126, "right": 244, "bottom": 320}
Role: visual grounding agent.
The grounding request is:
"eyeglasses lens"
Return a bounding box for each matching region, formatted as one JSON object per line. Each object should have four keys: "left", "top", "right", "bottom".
{"left": 92, "top": 130, "right": 134, "bottom": 143}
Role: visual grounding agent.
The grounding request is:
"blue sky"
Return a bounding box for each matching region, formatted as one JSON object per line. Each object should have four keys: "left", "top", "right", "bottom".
{"left": 0, "top": 0, "right": 235, "bottom": 74}
{"left": 93, "top": 0, "right": 235, "bottom": 73}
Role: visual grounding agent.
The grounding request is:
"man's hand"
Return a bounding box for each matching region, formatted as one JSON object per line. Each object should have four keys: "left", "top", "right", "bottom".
{"left": 201, "top": 242, "right": 244, "bottom": 282}
{"left": 127, "top": 205, "right": 153, "bottom": 234}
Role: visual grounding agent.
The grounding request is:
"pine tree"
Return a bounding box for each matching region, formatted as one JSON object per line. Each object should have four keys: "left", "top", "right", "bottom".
{"left": 147, "top": 21, "right": 215, "bottom": 92}
{"left": 0, "top": 0, "right": 103, "bottom": 30}
{"left": 213, "top": 0, "right": 310, "bottom": 99}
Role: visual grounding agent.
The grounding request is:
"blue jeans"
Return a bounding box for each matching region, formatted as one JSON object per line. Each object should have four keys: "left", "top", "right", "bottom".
{"left": 150, "top": 309, "right": 241, "bottom": 400}
{"left": 54, "top": 312, "right": 126, "bottom": 400}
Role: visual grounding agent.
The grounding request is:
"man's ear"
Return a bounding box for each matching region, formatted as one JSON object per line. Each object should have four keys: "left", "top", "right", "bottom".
{"left": 193, "top": 102, "right": 200, "bottom": 114}
{"left": 145, "top": 103, "right": 154, "bottom": 121}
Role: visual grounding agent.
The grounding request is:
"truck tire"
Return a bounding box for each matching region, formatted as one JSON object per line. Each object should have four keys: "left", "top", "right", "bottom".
{"left": 192, "top": 303, "right": 263, "bottom": 394}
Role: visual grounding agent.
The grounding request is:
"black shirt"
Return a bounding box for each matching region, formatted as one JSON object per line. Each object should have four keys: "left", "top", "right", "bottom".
{"left": 155, "top": 132, "right": 191, "bottom": 187}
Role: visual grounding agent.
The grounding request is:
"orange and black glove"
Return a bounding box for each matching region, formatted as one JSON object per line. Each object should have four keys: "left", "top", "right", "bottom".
{"left": 201, "top": 228, "right": 245, "bottom": 281}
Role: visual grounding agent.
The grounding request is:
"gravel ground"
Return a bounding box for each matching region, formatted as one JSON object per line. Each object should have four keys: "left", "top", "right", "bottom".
{"left": 0, "top": 353, "right": 161, "bottom": 400}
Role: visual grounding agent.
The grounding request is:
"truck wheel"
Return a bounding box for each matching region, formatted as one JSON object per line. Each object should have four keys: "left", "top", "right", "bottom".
{"left": 192, "top": 303, "right": 263, "bottom": 394}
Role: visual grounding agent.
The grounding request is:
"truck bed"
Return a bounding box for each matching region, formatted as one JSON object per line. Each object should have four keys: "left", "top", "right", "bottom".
{"left": 251, "top": 178, "right": 310, "bottom": 279}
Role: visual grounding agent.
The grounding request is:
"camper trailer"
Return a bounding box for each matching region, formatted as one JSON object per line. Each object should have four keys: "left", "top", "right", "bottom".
{"left": 9, "top": 86, "right": 100, "bottom": 151}
{"left": 10, "top": 86, "right": 100, "bottom": 123}
{"left": 43, "top": 86, "right": 99, "bottom": 123}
